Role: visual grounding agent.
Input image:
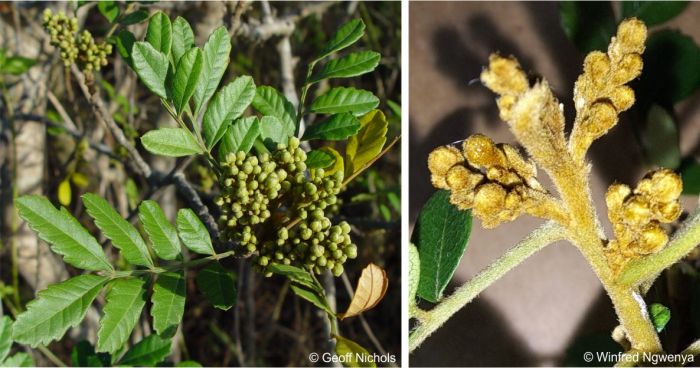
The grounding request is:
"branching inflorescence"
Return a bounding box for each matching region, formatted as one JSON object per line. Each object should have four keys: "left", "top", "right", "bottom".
{"left": 417, "top": 18, "right": 696, "bottom": 356}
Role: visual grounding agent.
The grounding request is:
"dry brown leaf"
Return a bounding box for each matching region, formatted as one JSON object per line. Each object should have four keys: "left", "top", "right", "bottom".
{"left": 338, "top": 263, "right": 388, "bottom": 320}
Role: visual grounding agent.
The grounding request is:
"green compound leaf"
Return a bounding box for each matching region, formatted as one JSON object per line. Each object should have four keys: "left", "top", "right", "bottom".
{"left": 151, "top": 271, "right": 186, "bottom": 338}
{"left": 196, "top": 262, "right": 237, "bottom": 311}
{"left": 146, "top": 11, "right": 172, "bottom": 55}
{"left": 2, "top": 352, "right": 33, "bottom": 367}
{"left": 559, "top": 1, "right": 616, "bottom": 53}
{"left": 218, "top": 116, "right": 261, "bottom": 161}
{"left": 139, "top": 200, "right": 181, "bottom": 261}
{"left": 97, "top": 1, "right": 119, "bottom": 23}
{"left": 412, "top": 190, "right": 473, "bottom": 303}
{"left": 640, "top": 104, "right": 680, "bottom": 169}
{"left": 97, "top": 278, "right": 147, "bottom": 354}
{"left": 252, "top": 86, "right": 297, "bottom": 135}
{"left": 649, "top": 303, "right": 671, "bottom": 332}
{"left": 306, "top": 149, "right": 336, "bottom": 169}
{"left": 620, "top": 1, "right": 688, "bottom": 27}
{"left": 310, "top": 87, "right": 379, "bottom": 116}
{"left": 12, "top": 275, "right": 108, "bottom": 347}
{"left": 311, "top": 51, "right": 380, "bottom": 83}
{"left": 141, "top": 128, "right": 203, "bottom": 157}
{"left": 194, "top": 27, "right": 231, "bottom": 113}
{"left": 333, "top": 334, "right": 376, "bottom": 368}
{"left": 176, "top": 208, "right": 214, "bottom": 255}
{"left": 302, "top": 113, "right": 360, "bottom": 141}
{"left": 132, "top": 41, "right": 169, "bottom": 99}
{"left": 316, "top": 19, "right": 365, "bottom": 62}
{"left": 680, "top": 157, "right": 700, "bottom": 195}
{"left": 345, "top": 109, "right": 388, "bottom": 177}
{"left": 171, "top": 47, "right": 203, "bottom": 114}
{"left": 16, "top": 195, "right": 113, "bottom": 272}
{"left": 82, "top": 193, "right": 153, "bottom": 268}
{"left": 259, "top": 115, "right": 291, "bottom": 147}
{"left": 0, "top": 316, "right": 11, "bottom": 362}
{"left": 408, "top": 243, "right": 420, "bottom": 307}
{"left": 289, "top": 284, "right": 333, "bottom": 314}
{"left": 171, "top": 16, "right": 195, "bottom": 65}
{"left": 203, "top": 75, "right": 256, "bottom": 149}
{"left": 117, "top": 334, "right": 172, "bottom": 366}
{"left": 71, "top": 341, "right": 111, "bottom": 367}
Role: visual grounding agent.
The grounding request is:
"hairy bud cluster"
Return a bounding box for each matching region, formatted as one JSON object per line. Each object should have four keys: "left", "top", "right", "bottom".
{"left": 428, "top": 134, "right": 566, "bottom": 228}
{"left": 605, "top": 169, "right": 682, "bottom": 273}
{"left": 216, "top": 137, "right": 357, "bottom": 276}
{"left": 43, "top": 9, "right": 112, "bottom": 74}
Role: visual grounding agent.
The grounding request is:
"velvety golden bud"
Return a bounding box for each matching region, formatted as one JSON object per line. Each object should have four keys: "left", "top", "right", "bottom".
{"left": 428, "top": 146, "right": 464, "bottom": 189}
{"left": 473, "top": 183, "right": 507, "bottom": 227}
{"left": 622, "top": 197, "right": 651, "bottom": 226}
{"left": 480, "top": 55, "right": 529, "bottom": 96}
{"left": 585, "top": 102, "right": 618, "bottom": 137}
{"left": 612, "top": 53, "right": 643, "bottom": 85}
{"left": 655, "top": 201, "right": 681, "bottom": 223}
{"left": 496, "top": 95, "right": 517, "bottom": 121}
{"left": 648, "top": 169, "right": 682, "bottom": 203}
{"left": 583, "top": 51, "right": 611, "bottom": 82}
{"left": 501, "top": 144, "right": 537, "bottom": 179}
{"left": 610, "top": 86, "right": 635, "bottom": 111}
{"left": 637, "top": 223, "right": 667, "bottom": 254}
{"left": 606, "top": 183, "right": 631, "bottom": 212}
{"left": 614, "top": 18, "right": 647, "bottom": 55}
{"left": 463, "top": 134, "right": 506, "bottom": 168}
{"left": 445, "top": 165, "right": 483, "bottom": 192}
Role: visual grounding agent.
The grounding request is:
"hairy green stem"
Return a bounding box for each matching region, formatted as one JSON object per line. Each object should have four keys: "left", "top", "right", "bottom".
{"left": 409, "top": 221, "right": 564, "bottom": 352}
{"left": 618, "top": 207, "right": 700, "bottom": 287}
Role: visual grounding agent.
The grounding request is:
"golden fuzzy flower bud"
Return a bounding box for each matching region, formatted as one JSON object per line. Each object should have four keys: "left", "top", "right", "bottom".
{"left": 463, "top": 134, "right": 506, "bottom": 169}
{"left": 473, "top": 183, "right": 507, "bottom": 228}
{"left": 480, "top": 55, "right": 529, "bottom": 96}
{"left": 427, "top": 146, "right": 464, "bottom": 189}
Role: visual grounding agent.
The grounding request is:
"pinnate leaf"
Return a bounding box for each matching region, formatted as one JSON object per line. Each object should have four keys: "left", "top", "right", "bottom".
{"left": 412, "top": 190, "right": 472, "bottom": 302}
{"left": 97, "top": 278, "right": 147, "bottom": 354}
{"left": 171, "top": 47, "right": 203, "bottom": 114}
{"left": 316, "top": 19, "right": 365, "bottom": 61}
{"left": 311, "top": 51, "right": 380, "bottom": 83}
{"left": 194, "top": 27, "right": 231, "bottom": 113}
{"left": 132, "top": 42, "right": 169, "bottom": 99}
{"left": 12, "top": 275, "right": 108, "bottom": 346}
{"left": 302, "top": 113, "right": 360, "bottom": 141}
{"left": 16, "top": 195, "right": 113, "bottom": 271}
{"left": 202, "top": 75, "right": 256, "bottom": 148}
{"left": 251, "top": 86, "right": 297, "bottom": 136}
{"left": 146, "top": 11, "right": 172, "bottom": 55}
{"left": 83, "top": 193, "right": 153, "bottom": 268}
{"left": 176, "top": 208, "right": 214, "bottom": 255}
{"left": 151, "top": 271, "right": 186, "bottom": 338}
{"left": 338, "top": 263, "right": 388, "bottom": 319}
{"left": 196, "top": 262, "right": 236, "bottom": 311}
{"left": 117, "top": 334, "right": 172, "bottom": 366}
{"left": 310, "top": 87, "right": 379, "bottom": 116}
{"left": 218, "top": 116, "right": 261, "bottom": 161}
{"left": 141, "top": 128, "right": 202, "bottom": 157}
{"left": 345, "top": 109, "right": 388, "bottom": 177}
{"left": 171, "top": 16, "right": 195, "bottom": 65}
{"left": 139, "top": 200, "right": 181, "bottom": 260}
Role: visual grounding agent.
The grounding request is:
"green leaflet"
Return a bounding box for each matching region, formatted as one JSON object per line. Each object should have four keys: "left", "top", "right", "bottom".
{"left": 196, "top": 262, "right": 236, "bottom": 311}
{"left": 141, "top": 128, "right": 203, "bottom": 157}
{"left": 316, "top": 19, "right": 365, "bottom": 62}
{"left": 334, "top": 335, "right": 375, "bottom": 368}
{"left": 268, "top": 263, "right": 321, "bottom": 293}
{"left": 305, "top": 149, "right": 336, "bottom": 169}
{"left": 176, "top": 208, "right": 214, "bottom": 255}
{"left": 620, "top": 1, "right": 688, "bottom": 27}
{"left": 259, "top": 115, "right": 290, "bottom": 147}
{"left": 345, "top": 109, "right": 388, "bottom": 177}
{"left": 641, "top": 105, "right": 680, "bottom": 169}
{"left": 139, "top": 200, "right": 181, "bottom": 261}
{"left": 202, "top": 76, "right": 256, "bottom": 148}
{"left": 146, "top": 11, "right": 172, "bottom": 55}
{"left": 649, "top": 303, "right": 671, "bottom": 333}
{"left": 16, "top": 196, "right": 113, "bottom": 272}
{"left": 0, "top": 316, "right": 11, "bottom": 362}
{"left": 171, "top": 47, "right": 203, "bottom": 115}
{"left": 12, "top": 275, "right": 108, "bottom": 347}
{"left": 251, "top": 86, "right": 297, "bottom": 135}
{"left": 194, "top": 27, "right": 231, "bottom": 114}
{"left": 119, "top": 10, "right": 149, "bottom": 26}
{"left": 302, "top": 113, "right": 360, "bottom": 141}
{"left": 115, "top": 30, "right": 136, "bottom": 67}
{"left": 132, "top": 42, "right": 169, "bottom": 99}
{"left": 117, "top": 334, "right": 172, "bottom": 366}
{"left": 97, "top": 1, "right": 119, "bottom": 23}
{"left": 71, "top": 341, "right": 111, "bottom": 367}
{"left": 311, "top": 51, "right": 380, "bottom": 83}
{"left": 559, "top": 2, "right": 616, "bottom": 53}
{"left": 289, "top": 284, "right": 333, "bottom": 314}
{"left": 1, "top": 352, "right": 33, "bottom": 367}
{"left": 171, "top": 16, "right": 195, "bottom": 65}
{"left": 151, "top": 271, "right": 187, "bottom": 338}
{"left": 412, "top": 190, "right": 473, "bottom": 303}
{"left": 408, "top": 243, "right": 420, "bottom": 306}
{"left": 310, "top": 87, "right": 379, "bottom": 116}
{"left": 218, "top": 116, "right": 261, "bottom": 161}
{"left": 82, "top": 193, "right": 153, "bottom": 268}
{"left": 97, "top": 278, "right": 147, "bottom": 354}
{"left": 1, "top": 56, "right": 35, "bottom": 76}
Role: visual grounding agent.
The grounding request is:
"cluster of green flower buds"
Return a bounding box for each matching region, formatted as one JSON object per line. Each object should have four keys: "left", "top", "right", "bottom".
{"left": 216, "top": 136, "right": 357, "bottom": 276}
{"left": 42, "top": 9, "right": 112, "bottom": 73}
